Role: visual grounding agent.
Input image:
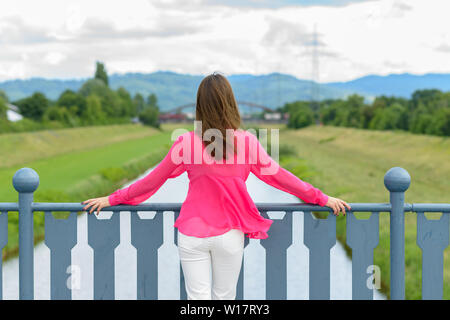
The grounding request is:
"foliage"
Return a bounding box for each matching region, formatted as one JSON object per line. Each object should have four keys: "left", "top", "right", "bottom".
{"left": 0, "top": 90, "right": 8, "bottom": 102}
{"left": 133, "top": 93, "right": 145, "bottom": 114}
{"left": 94, "top": 61, "right": 109, "bottom": 86}
{"left": 57, "top": 89, "right": 87, "bottom": 117}
{"left": 139, "top": 105, "right": 160, "bottom": 128}
{"left": 42, "top": 105, "right": 77, "bottom": 125}
{"left": 0, "top": 62, "right": 162, "bottom": 134}
{"left": 283, "top": 101, "right": 314, "bottom": 129}
{"left": 283, "top": 89, "right": 450, "bottom": 136}
{"left": 99, "top": 167, "right": 127, "bottom": 182}
{"left": 0, "top": 71, "right": 357, "bottom": 110}
{"left": 147, "top": 93, "right": 158, "bottom": 109}
{"left": 82, "top": 94, "right": 106, "bottom": 124}
{"left": 136, "top": 93, "right": 161, "bottom": 128}
{"left": 117, "top": 87, "right": 136, "bottom": 117}
{"left": 0, "top": 96, "right": 7, "bottom": 119}
{"left": 14, "top": 92, "right": 49, "bottom": 120}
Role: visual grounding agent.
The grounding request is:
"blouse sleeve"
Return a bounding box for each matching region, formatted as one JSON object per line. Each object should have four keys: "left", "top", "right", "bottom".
{"left": 108, "top": 134, "right": 186, "bottom": 206}
{"left": 249, "top": 133, "right": 329, "bottom": 207}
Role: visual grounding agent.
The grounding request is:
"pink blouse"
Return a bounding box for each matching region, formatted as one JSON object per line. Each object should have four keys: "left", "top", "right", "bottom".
{"left": 108, "top": 129, "right": 329, "bottom": 239}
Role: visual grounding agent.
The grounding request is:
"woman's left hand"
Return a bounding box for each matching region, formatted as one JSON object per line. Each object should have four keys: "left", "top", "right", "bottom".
{"left": 325, "top": 196, "right": 351, "bottom": 216}
{"left": 82, "top": 196, "right": 111, "bottom": 215}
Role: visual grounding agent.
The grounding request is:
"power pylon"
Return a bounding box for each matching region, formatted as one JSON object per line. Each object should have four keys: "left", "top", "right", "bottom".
{"left": 310, "top": 23, "right": 320, "bottom": 124}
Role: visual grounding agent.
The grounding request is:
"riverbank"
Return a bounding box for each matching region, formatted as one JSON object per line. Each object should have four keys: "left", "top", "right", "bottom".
{"left": 1, "top": 124, "right": 175, "bottom": 260}
{"left": 278, "top": 125, "right": 450, "bottom": 299}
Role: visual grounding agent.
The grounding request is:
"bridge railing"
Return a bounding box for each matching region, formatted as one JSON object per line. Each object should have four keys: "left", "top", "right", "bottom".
{"left": 0, "top": 166, "right": 449, "bottom": 300}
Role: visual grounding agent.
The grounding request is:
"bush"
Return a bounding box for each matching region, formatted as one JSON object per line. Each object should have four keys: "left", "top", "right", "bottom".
{"left": 99, "top": 167, "right": 128, "bottom": 183}
{"left": 139, "top": 107, "right": 160, "bottom": 128}
{"left": 0, "top": 97, "right": 7, "bottom": 119}
{"left": 288, "top": 103, "right": 314, "bottom": 129}
{"left": 14, "top": 92, "right": 49, "bottom": 120}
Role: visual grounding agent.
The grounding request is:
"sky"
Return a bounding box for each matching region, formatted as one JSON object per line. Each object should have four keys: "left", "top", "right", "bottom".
{"left": 0, "top": 0, "right": 449, "bottom": 83}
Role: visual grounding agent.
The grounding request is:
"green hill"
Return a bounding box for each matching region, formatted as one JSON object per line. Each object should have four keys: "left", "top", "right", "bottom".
{"left": 279, "top": 125, "right": 450, "bottom": 299}
{"left": 0, "top": 71, "right": 357, "bottom": 111}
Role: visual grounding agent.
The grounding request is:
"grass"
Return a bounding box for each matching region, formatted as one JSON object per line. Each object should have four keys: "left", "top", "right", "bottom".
{"left": 1, "top": 123, "right": 178, "bottom": 261}
{"left": 277, "top": 124, "right": 450, "bottom": 300}
{"left": 2, "top": 121, "right": 449, "bottom": 299}
{"left": 0, "top": 124, "right": 160, "bottom": 169}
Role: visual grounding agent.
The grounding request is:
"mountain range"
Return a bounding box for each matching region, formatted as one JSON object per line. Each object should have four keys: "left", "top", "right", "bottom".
{"left": 1, "top": 71, "right": 449, "bottom": 111}
{"left": 327, "top": 73, "right": 450, "bottom": 98}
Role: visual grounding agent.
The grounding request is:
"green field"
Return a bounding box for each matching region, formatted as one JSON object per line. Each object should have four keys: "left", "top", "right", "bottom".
{"left": 0, "top": 123, "right": 176, "bottom": 259}
{"left": 277, "top": 125, "right": 450, "bottom": 299}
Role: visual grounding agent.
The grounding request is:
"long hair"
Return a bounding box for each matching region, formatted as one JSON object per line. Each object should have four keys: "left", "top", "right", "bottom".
{"left": 195, "top": 72, "right": 241, "bottom": 160}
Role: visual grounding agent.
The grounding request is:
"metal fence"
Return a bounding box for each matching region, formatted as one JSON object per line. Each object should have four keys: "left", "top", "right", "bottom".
{"left": 0, "top": 166, "right": 449, "bottom": 300}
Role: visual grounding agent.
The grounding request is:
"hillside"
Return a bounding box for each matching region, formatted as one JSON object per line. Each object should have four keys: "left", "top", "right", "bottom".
{"left": 327, "top": 73, "right": 450, "bottom": 98}
{"left": 3, "top": 71, "right": 450, "bottom": 112}
{"left": 0, "top": 71, "right": 357, "bottom": 111}
{"left": 279, "top": 125, "right": 450, "bottom": 299}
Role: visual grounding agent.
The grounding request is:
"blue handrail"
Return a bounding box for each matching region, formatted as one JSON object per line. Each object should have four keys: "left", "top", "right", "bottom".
{"left": 0, "top": 166, "right": 448, "bottom": 300}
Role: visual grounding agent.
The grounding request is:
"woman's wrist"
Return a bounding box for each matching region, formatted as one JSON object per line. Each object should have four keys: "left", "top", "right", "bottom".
{"left": 108, "top": 192, "right": 121, "bottom": 207}
{"left": 318, "top": 194, "right": 329, "bottom": 207}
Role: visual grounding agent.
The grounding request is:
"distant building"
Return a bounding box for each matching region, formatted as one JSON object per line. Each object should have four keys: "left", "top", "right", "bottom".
{"left": 6, "top": 104, "right": 23, "bottom": 122}
{"left": 263, "top": 112, "right": 282, "bottom": 120}
{"left": 159, "top": 113, "right": 188, "bottom": 123}
{"left": 131, "top": 116, "right": 140, "bottom": 124}
{"left": 185, "top": 112, "right": 195, "bottom": 120}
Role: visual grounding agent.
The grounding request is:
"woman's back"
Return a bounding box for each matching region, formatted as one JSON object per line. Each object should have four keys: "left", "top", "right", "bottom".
{"left": 108, "top": 128, "right": 329, "bottom": 239}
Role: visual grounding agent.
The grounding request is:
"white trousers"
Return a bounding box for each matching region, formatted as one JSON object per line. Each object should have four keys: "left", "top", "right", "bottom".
{"left": 177, "top": 228, "right": 245, "bottom": 300}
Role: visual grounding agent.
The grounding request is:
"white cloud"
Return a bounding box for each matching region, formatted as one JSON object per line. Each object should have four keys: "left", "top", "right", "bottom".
{"left": 0, "top": 0, "right": 449, "bottom": 82}
{"left": 44, "top": 52, "right": 66, "bottom": 65}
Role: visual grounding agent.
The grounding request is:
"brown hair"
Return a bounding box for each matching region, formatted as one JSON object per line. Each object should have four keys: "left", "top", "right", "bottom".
{"left": 196, "top": 72, "right": 241, "bottom": 160}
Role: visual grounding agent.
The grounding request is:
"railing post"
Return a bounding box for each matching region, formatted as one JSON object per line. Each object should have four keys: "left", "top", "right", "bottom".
{"left": 13, "top": 167, "right": 39, "bottom": 300}
{"left": 384, "top": 167, "right": 410, "bottom": 300}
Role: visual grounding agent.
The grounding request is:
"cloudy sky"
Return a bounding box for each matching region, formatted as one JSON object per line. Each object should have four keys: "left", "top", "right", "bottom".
{"left": 0, "top": 0, "right": 449, "bottom": 82}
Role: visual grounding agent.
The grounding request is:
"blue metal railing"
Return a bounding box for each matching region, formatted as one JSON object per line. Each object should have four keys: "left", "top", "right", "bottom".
{"left": 0, "top": 166, "right": 449, "bottom": 300}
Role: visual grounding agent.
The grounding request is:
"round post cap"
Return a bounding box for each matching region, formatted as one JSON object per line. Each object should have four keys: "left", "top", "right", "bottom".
{"left": 13, "top": 167, "right": 39, "bottom": 193}
{"left": 384, "top": 167, "right": 411, "bottom": 192}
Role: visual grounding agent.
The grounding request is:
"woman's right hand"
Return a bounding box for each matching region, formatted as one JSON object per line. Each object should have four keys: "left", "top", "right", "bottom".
{"left": 326, "top": 196, "right": 351, "bottom": 216}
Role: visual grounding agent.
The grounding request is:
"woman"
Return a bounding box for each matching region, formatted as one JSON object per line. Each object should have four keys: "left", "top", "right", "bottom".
{"left": 82, "top": 72, "right": 350, "bottom": 300}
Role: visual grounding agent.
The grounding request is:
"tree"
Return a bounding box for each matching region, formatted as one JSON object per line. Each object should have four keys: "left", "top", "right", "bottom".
{"left": 57, "top": 89, "right": 87, "bottom": 117}
{"left": 116, "top": 87, "right": 135, "bottom": 117}
{"left": 139, "top": 106, "right": 160, "bottom": 128}
{"left": 147, "top": 93, "right": 158, "bottom": 109}
{"left": 411, "top": 89, "right": 442, "bottom": 109}
{"left": 15, "top": 92, "right": 49, "bottom": 120}
{"left": 338, "top": 94, "right": 365, "bottom": 127}
{"left": 286, "top": 101, "right": 314, "bottom": 129}
{"left": 369, "top": 103, "right": 407, "bottom": 130}
{"left": 320, "top": 100, "right": 340, "bottom": 125}
{"left": 94, "top": 61, "right": 109, "bottom": 86}
{"left": 79, "top": 79, "right": 121, "bottom": 117}
{"left": 429, "top": 107, "right": 450, "bottom": 136}
{"left": 133, "top": 93, "right": 145, "bottom": 115}
{"left": 360, "top": 105, "right": 375, "bottom": 129}
{"left": 0, "top": 96, "right": 8, "bottom": 119}
{"left": 408, "top": 104, "right": 433, "bottom": 134}
{"left": 43, "top": 105, "right": 73, "bottom": 124}
{"left": 0, "top": 90, "right": 8, "bottom": 102}
{"left": 82, "top": 94, "right": 105, "bottom": 124}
